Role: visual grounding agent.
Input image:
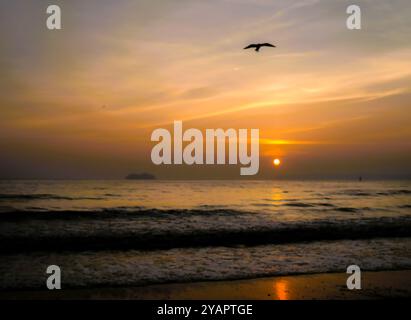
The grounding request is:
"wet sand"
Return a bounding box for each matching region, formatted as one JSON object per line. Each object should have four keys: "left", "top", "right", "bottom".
{"left": 1, "top": 270, "right": 410, "bottom": 300}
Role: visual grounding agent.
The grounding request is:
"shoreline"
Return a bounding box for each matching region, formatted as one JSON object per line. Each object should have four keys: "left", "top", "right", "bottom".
{"left": 2, "top": 270, "right": 410, "bottom": 300}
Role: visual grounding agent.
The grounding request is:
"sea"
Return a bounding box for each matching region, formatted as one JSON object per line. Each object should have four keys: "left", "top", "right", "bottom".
{"left": 0, "top": 180, "right": 410, "bottom": 290}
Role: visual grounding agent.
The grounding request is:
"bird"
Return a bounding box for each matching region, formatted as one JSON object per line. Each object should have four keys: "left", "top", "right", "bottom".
{"left": 244, "top": 43, "right": 276, "bottom": 52}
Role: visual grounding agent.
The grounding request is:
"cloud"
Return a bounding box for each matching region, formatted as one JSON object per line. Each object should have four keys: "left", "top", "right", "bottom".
{"left": 180, "top": 86, "right": 222, "bottom": 100}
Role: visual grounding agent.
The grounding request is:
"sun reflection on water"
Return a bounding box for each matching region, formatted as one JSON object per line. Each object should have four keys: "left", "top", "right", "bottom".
{"left": 274, "top": 280, "right": 289, "bottom": 300}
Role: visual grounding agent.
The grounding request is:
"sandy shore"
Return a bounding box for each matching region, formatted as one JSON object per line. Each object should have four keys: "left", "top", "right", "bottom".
{"left": 1, "top": 270, "right": 410, "bottom": 300}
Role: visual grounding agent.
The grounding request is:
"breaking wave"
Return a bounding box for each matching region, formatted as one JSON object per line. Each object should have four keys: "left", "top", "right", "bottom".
{"left": 1, "top": 208, "right": 410, "bottom": 253}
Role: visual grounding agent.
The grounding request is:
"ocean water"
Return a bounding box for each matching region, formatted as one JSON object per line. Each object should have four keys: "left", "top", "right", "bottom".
{"left": 0, "top": 180, "right": 410, "bottom": 289}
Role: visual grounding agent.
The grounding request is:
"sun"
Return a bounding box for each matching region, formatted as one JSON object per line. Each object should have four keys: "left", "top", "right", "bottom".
{"left": 273, "top": 158, "right": 281, "bottom": 166}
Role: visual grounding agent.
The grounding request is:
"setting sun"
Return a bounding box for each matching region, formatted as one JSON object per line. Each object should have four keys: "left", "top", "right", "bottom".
{"left": 273, "top": 159, "right": 281, "bottom": 166}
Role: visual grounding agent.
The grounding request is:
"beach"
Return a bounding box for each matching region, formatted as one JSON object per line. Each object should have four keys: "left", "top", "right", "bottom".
{"left": 0, "top": 180, "right": 410, "bottom": 298}
{"left": 1, "top": 0, "right": 411, "bottom": 305}
{"left": 1, "top": 270, "right": 410, "bottom": 300}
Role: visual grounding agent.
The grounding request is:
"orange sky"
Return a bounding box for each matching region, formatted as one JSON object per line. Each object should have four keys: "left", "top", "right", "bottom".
{"left": 0, "top": 0, "right": 410, "bottom": 179}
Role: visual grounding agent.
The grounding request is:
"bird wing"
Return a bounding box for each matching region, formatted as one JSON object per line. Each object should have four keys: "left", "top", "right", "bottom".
{"left": 244, "top": 44, "right": 257, "bottom": 49}
{"left": 261, "top": 43, "right": 276, "bottom": 48}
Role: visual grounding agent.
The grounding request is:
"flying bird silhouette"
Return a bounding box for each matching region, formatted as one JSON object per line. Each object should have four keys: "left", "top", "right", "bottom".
{"left": 244, "top": 43, "right": 276, "bottom": 52}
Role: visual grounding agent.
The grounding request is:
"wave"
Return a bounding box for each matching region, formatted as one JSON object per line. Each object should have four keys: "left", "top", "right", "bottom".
{"left": 0, "top": 194, "right": 104, "bottom": 201}
{"left": 334, "top": 207, "right": 359, "bottom": 213}
{"left": 378, "top": 190, "right": 411, "bottom": 195}
{"left": 0, "top": 209, "right": 410, "bottom": 253}
{"left": 0, "top": 208, "right": 244, "bottom": 220}
{"left": 284, "top": 202, "right": 315, "bottom": 207}
{"left": 339, "top": 189, "right": 411, "bottom": 197}
{"left": 0, "top": 194, "right": 73, "bottom": 200}
{"left": 0, "top": 204, "right": 398, "bottom": 220}
{"left": 1, "top": 238, "right": 410, "bottom": 290}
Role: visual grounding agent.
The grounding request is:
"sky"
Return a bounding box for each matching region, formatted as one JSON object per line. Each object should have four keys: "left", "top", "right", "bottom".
{"left": 0, "top": 0, "right": 410, "bottom": 179}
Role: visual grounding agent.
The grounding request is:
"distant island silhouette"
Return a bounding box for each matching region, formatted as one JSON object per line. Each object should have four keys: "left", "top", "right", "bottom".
{"left": 125, "top": 173, "right": 156, "bottom": 180}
